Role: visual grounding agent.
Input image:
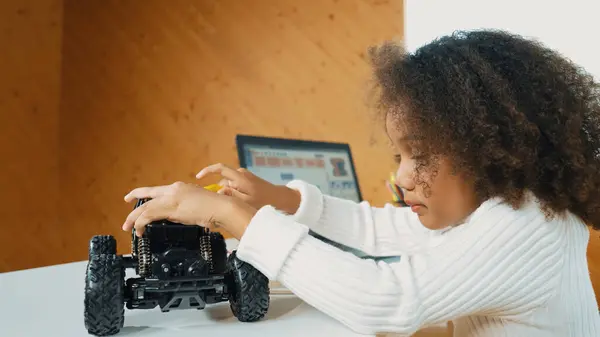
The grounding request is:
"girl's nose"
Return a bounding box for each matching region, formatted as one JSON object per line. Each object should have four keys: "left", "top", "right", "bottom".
{"left": 395, "top": 163, "right": 415, "bottom": 191}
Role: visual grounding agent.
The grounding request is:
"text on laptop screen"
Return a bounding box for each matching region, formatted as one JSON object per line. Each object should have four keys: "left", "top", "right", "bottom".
{"left": 240, "top": 144, "right": 361, "bottom": 202}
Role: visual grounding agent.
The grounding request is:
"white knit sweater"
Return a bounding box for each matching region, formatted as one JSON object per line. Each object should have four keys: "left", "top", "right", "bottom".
{"left": 236, "top": 180, "right": 600, "bottom": 336}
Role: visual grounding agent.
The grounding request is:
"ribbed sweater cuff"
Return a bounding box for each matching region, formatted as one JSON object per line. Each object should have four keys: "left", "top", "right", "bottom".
{"left": 286, "top": 180, "right": 324, "bottom": 225}
{"left": 236, "top": 205, "right": 309, "bottom": 280}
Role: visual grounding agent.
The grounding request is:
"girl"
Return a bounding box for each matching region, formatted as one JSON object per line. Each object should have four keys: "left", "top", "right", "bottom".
{"left": 122, "top": 30, "right": 600, "bottom": 336}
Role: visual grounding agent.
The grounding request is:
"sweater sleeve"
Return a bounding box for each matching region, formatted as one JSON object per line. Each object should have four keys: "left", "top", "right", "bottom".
{"left": 236, "top": 198, "right": 566, "bottom": 335}
{"left": 285, "top": 180, "right": 432, "bottom": 257}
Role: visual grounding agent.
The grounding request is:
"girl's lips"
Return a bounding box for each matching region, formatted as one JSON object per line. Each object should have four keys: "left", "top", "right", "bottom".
{"left": 404, "top": 199, "right": 421, "bottom": 207}
{"left": 410, "top": 205, "right": 423, "bottom": 213}
{"left": 404, "top": 199, "right": 425, "bottom": 213}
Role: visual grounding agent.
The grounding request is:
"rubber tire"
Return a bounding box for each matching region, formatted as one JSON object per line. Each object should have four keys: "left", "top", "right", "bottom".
{"left": 226, "top": 251, "right": 270, "bottom": 322}
{"left": 209, "top": 232, "right": 227, "bottom": 274}
{"left": 89, "top": 235, "right": 117, "bottom": 258}
{"left": 84, "top": 254, "right": 125, "bottom": 336}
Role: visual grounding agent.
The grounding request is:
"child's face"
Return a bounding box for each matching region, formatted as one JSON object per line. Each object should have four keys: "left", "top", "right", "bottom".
{"left": 386, "top": 115, "right": 480, "bottom": 229}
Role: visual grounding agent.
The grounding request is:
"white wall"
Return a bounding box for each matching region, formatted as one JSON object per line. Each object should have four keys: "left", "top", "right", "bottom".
{"left": 404, "top": 0, "right": 600, "bottom": 80}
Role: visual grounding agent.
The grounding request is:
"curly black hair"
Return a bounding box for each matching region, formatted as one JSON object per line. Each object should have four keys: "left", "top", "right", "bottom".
{"left": 369, "top": 29, "right": 600, "bottom": 230}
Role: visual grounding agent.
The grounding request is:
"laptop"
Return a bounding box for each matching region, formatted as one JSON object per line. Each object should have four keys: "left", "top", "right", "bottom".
{"left": 235, "top": 134, "right": 363, "bottom": 203}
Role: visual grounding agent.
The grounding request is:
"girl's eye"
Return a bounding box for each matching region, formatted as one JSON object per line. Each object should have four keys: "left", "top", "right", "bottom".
{"left": 393, "top": 154, "right": 402, "bottom": 163}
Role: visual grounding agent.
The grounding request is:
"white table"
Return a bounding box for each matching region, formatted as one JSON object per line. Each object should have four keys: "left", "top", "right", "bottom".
{"left": 0, "top": 239, "right": 372, "bottom": 337}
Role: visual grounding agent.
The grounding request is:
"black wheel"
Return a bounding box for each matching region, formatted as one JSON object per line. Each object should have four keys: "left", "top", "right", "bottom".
{"left": 226, "top": 251, "right": 270, "bottom": 322}
{"left": 209, "top": 232, "right": 227, "bottom": 274}
{"left": 84, "top": 254, "right": 125, "bottom": 336}
{"left": 89, "top": 235, "right": 117, "bottom": 258}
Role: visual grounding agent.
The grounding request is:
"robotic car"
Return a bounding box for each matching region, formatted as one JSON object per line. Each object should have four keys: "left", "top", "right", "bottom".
{"left": 83, "top": 198, "right": 270, "bottom": 336}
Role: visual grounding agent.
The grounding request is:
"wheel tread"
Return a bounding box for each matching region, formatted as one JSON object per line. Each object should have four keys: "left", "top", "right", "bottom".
{"left": 227, "top": 251, "right": 270, "bottom": 322}
{"left": 89, "top": 235, "right": 117, "bottom": 257}
{"left": 84, "top": 254, "right": 124, "bottom": 336}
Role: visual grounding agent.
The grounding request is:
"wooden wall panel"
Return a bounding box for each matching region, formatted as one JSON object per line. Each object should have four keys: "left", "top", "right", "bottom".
{"left": 588, "top": 230, "right": 600, "bottom": 306}
{"left": 0, "top": 0, "right": 63, "bottom": 272}
{"left": 58, "top": 0, "right": 403, "bottom": 263}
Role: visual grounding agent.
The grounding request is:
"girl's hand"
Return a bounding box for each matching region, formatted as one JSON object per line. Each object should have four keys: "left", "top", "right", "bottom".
{"left": 195, "top": 163, "right": 301, "bottom": 214}
{"left": 122, "top": 181, "right": 257, "bottom": 239}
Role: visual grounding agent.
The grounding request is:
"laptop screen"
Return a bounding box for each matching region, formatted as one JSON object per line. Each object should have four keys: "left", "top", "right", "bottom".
{"left": 236, "top": 135, "right": 362, "bottom": 203}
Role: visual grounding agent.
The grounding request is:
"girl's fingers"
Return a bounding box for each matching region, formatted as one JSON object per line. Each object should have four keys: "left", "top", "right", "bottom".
{"left": 219, "top": 178, "right": 245, "bottom": 191}
{"left": 218, "top": 186, "right": 248, "bottom": 200}
{"left": 124, "top": 185, "right": 171, "bottom": 202}
{"left": 196, "top": 163, "right": 250, "bottom": 192}
{"left": 123, "top": 201, "right": 151, "bottom": 231}
{"left": 196, "top": 163, "right": 240, "bottom": 180}
{"left": 133, "top": 199, "right": 172, "bottom": 236}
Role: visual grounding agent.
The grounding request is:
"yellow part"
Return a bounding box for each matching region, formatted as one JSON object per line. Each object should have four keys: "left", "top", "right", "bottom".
{"left": 203, "top": 184, "right": 222, "bottom": 192}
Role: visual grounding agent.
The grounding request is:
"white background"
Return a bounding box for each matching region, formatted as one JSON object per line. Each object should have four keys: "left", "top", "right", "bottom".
{"left": 404, "top": 0, "right": 600, "bottom": 81}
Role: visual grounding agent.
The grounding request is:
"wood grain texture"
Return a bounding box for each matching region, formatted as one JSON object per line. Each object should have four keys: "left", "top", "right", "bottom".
{"left": 588, "top": 229, "right": 600, "bottom": 306}
{"left": 55, "top": 0, "right": 402, "bottom": 267}
{"left": 0, "top": 0, "right": 63, "bottom": 272}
